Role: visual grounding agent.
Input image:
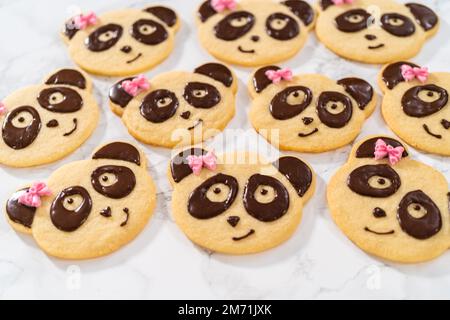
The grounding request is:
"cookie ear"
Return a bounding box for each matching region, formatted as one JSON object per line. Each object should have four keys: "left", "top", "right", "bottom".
{"left": 198, "top": 0, "right": 217, "bottom": 23}
{"left": 170, "top": 148, "right": 207, "bottom": 183}
{"left": 144, "top": 6, "right": 178, "bottom": 28}
{"left": 194, "top": 63, "right": 235, "bottom": 89}
{"left": 62, "top": 17, "right": 80, "bottom": 42}
{"left": 353, "top": 136, "right": 409, "bottom": 159}
{"left": 109, "top": 77, "right": 135, "bottom": 111}
{"left": 337, "top": 77, "right": 374, "bottom": 111}
{"left": 318, "top": 0, "right": 335, "bottom": 11}
{"left": 250, "top": 66, "right": 281, "bottom": 97}
{"left": 281, "top": 0, "right": 316, "bottom": 28}
{"left": 45, "top": 69, "right": 88, "bottom": 90}
{"left": 273, "top": 156, "right": 313, "bottom": 197}
{"left": 92, "top": 142, "right": 142, "bottom": 166}
{"left": 405, "top": 3, "right": 438, "bottom": 32}
{"left": 379, "top": 61, "right": 420, "bottom": 91}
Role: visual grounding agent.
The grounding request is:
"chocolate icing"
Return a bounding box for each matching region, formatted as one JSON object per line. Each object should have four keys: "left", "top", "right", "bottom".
{"left": 319, "top": 0, "right": 334, "bottom": 10}
{"left": 100, "top": 207, "right": 112, "bottom": 218}
{"left": 109, "top": 78, "right": 133, "bottom": 109}
{"left": 423, "top": 124, "right": 442, "bottom": 139}
{"left": 50, "top": 186, "right": 92, "bottom": 232}
{"left": 335, "top": 9, "right": 371, "bottom": 33}
{"left": 144, "top": 6, "right": 177, "bottom": 27}
{"left": 227, "top": 216, "right": 240, "bottom": 227}
{"left": 337, "top": 78, "right": 373, "bottom": 110}
{"left": 381, "top": 13, "right": 415, "bottom": 37}
{"left": 140, "top": 89, "right": 179, "bottom": 123}
{"left": 253, "top": 66, "right": 280, "bottom": 93}
{"left": 6, "top": 188, "right": 36, "bottom": 228}
{"left": 214, "top": 11, "right": 255, "bottom": 41}
{"left": 46, "top": 119, "right": 59, "bottom": 128}
{"left": 93, "top": 142, "right": 141, "bottom": 166}
{"left": 270, "top": 86, "right": 313, "bottom": 120}
{"left": 356, "top": 137, "right": 408, "bottom": 158}
{"left": 282, "top": 0, "right": 314, "bottom": 27}
{"left": 194, "top": 63, "right": 233, "bottom": 88}
{"left": 86, "top": 24, "right": 123, "bottom": 52}
{"left": 183, "top": 82, "right": 221, "bottom": 109}
{"left": 198, "top": 0, "right": 217, "bottom": 23}
{"left": 233, "top": 229, "right": 255, "bottom": 241}
{"left": 91, "top": 165, "right": 136, "bottom": 199}
{"left": 266, "top": 13, "right": 299, "bottom": 40}
{"left": 46, "top": 69, "right": 86, "bottom": 89}
{"left": 131, "top": 19, "right": 168, "bottom": 45}
{"left": 398, "top": 190, "right": 442, "bottom": 239}
{"left": 274, "top": 156, "right": 312, "bottom": 197}
{"left": 243, "top": 174, "right": 289, "bottom": 222}
{"left": 121, "top": 208, "right": 130, "bottom": 227}
{"left": 188, "top": 174, "right": 239, "bottom": 219}
{"left": 64, "top": 18, "right": 79, "bottom": 40}
{"left": 442, "top": 119, "right": 450, "bottom": 129}
{"left": 373, "top": 207, "right": 387, "bottom": 218}
{"left": 302, "top": 117, "right": 313, "bottom": 125}
{"left": 63, "top": 118, "right": 78, "bottom": 137}
{"left": 2, "top": 106, "right": 41, "bottom": 150}
{"left": 317, "top": 92, "right": 353, "bottom": 128}
{"left": 364, "top": 227, "right": 394, "bottom": 235}
{"left": 406, "top": 3, "right": 438, "bottom": 31}
{"left": 348, "top": 165, "right": 401, "bottom": 198}
{"left": 171, "top": 148, "right": 206, "bottom": 183}
{"left": 401, "top": 85, "right": 448, "bottom": 117}
{"left": 37, "top": 87, "right": 83, "bottom": 113}
{"left": 382, "top": 61, "right": 419, "bottom": 90}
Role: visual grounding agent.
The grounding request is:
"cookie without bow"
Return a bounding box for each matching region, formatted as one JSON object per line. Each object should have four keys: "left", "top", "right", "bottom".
{"left": 62, "top": 6, "right": 180, "bottom": 76}
{"left": 4, "top": 142, "right": 156, "bottom": 259}
{"left": 249, "top": 65, "right": 377, "bottom": 152}
{"left": 0, "top": 68, "right": 99, "bottom": 167}
{"left": 379, "top": 61, "right": 450, "bottom": 156}
{"left": 109, "top": 63, "right": 237, "bottom": 148}
{"left": 315, "top": 0, "right": 439, "bottom": 64}
{"left": 169, "top": 148, "right": 315, "bottom": 254}
{"left": 327, "top": 136, "right": 450, "bottom": 263}
{"left": 196, "top": 0, "right": 316, "bottom": 67}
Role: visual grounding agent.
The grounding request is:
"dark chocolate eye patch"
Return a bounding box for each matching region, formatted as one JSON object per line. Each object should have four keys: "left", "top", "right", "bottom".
{"left": 140, "top": 89, "right": 179, "bottom": 123}
{"left": 214, "top": 11, "right": 255, "bottom": 41}
{"left": 381, "top": 13, "right": 415, "bottom": 37}
{"left": 243, "top": 174, "right": 290, "bottom": 222}
{"left": 317, "top": 92, "right": 353, "bottom": 128}
{"left": 91, "top": 165, "right": 136, "bottom": 199}
{"left": 266, "top": 13, "right": 300, "bottom": 40}
{"left": 348, "top": 164, "right": 401, "bottom": 198}
{"left": 270, "top": 86, "right": 313, "bottom": 120}
{"left": 131, "top": 19, "right": 168, "bottom": 45}
{"left": 401, "top": 85, "right": 448, "bottom": 117}
{"left": 2, "top": 106, "right": 41, "bottom": 150}
{"left": 183, "top": 82, "right": 221, "bottom": 109}
{"left": 188, "top": 173, "right": 239, "bottom": 219}
{"left": 86, "top": 24, "right": 123, "bottom": 52}
{"left": 37, "top": 87, "right": 83, "bottom": 113}
{"left": 335, "top": 9, "right": 371, "bottom": 32}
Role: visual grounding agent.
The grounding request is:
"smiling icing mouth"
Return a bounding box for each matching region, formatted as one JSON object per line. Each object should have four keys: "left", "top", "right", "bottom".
{"left": 298, "top": 128, "right": 319, "bottom": 138}
{"left": 126, "top": 53, "right": 143, "bottom": 64}
{"left": 63, "top": 118, "right": 78, "bottom": 137}
{"left": 232, "top": 229, "right": 255, "bottom": 241}
{"left": 188, "top": 119, "right": 203, "bottom": 131}
{"left": 238, "top": 46, "right": 255, "bottom": 54}
{"left": 423, "top": 124, "right": 442, "bottom": 139}
{"left": 368, "top": 44, "right": 385, "bottom": 50}
{"left": 364, "top": 227, "right": 395, "bottom": 235}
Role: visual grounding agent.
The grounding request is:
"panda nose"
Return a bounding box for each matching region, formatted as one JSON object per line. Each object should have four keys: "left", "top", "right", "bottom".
{"left": 227, "top": 216, "right": 240, "bottom": 227}
{"left": 251, "top": 35, "right": 260, "bottom": 42}
{"left": 302, "top": 117, "right": 314, "bottom": 125}
{"left": 121, "top": 46, "right": 132, "bottom": 53}
{"left": 365, "top": 34, "right": 377, "bottom": 41}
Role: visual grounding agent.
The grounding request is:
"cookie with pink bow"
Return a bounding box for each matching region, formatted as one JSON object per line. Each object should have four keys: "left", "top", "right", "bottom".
{"left": 61, "top": 5, "right": 179, "bottom": 76}
{"left": 5, "top": 141, "right": 156, "bottom": 259}
{"left": 108, "top": 63, "right": 237, "bottom": 148}
{"left": 379, "top": 61, "right": 450, "bottom": 156}
{"left": 248, "top": 65, "right": 377, "bottom": 152}
{"left": 168, "top": 147, "right": 315, "bottom": 254}
{"left": 327, "top": 135, "right": 450, "bottom": 263}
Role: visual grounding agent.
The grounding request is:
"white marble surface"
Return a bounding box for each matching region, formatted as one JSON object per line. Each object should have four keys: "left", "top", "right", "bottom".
{"left": 0, "top": 0, "right": 449, "bottom": 300}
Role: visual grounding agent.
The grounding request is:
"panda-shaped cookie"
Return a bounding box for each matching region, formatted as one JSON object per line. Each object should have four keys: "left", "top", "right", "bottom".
{"left": 0, "top": 68, "right": 99, "bottom": 167}
{"left": 5, "top": 142, "right": 156, "bottom": 259}
{"left": 62, "top": 6, "right": 179, "bottom": 76}
{"left": 379, "top": 61, "right": 450, "bottom": 156}
{"left": 249, "top": 65, "right": 377, "bottom": 152}
{"left": 315, "top": 0, "right": 439, "bottom": 64}
{"left": 328, "top": 136, "right": 450, "bottom": 263}
{"left": 169, "top": 148, "right": 315, "bottom": 254}
{"left": 109, "top": 63, "right": 237, "bottom": 148}
{"left": 196, "top": 0, "right": 316, "bottom": 67}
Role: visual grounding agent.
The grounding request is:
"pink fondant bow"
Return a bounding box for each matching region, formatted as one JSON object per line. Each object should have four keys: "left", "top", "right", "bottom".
{"left": 211, "top": 0, "right": 237, "bottom": 12}
{"left": 0, "top": 102, "right": 6, "bottom": 115}
{"left": 374, "top": 139, "right": 404, "bottom": 165}
{"left": 18, "top": 182, "right": 52, "bottom": 208}
{"left": 187, "top": 150, "right": 217, "bottom": 175}
{"left": 332, "top": 0, "right": 354, "bottom": 4}
{"left": 121, "top": 75, "right": 150, "bottom": 97}
{"left": 73, "top": 12, "right": 98, "bottom": 30}
{"left": 401, "top": 64, "right": 429, "bottom": 83}
{"left": 265, "top": 68, "right": 293, "bottom": 84}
